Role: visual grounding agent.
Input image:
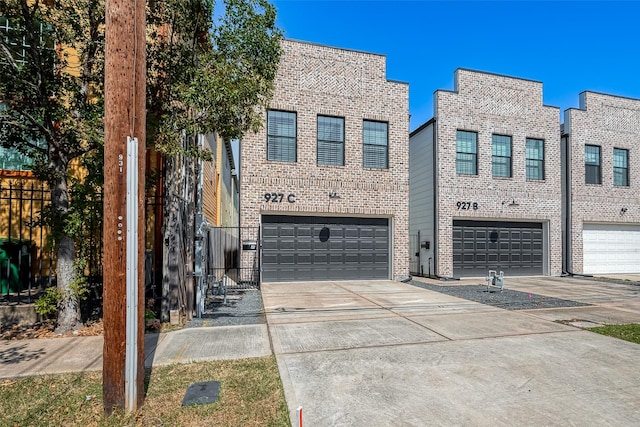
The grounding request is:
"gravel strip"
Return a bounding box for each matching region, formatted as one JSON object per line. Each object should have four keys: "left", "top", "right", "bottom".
{"left": 407, "top": 280, "right": 590, "bottom": 310}
{"left": 186, "top": 289, "right": 265, "bottom": 328}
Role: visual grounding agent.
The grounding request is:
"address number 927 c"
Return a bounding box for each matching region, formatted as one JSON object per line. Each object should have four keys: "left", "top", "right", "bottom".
{"left": 264, "top": 193, "right": 296, "bottom": 203}
{"left": 457, "top": 201, "right": 478, "bottom": 210}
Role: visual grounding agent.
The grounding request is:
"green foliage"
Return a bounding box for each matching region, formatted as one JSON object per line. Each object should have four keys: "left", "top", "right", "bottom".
{"left": 591, "top": 324, "right": 640, "bottom": 345}
{"left": 1, "top": 0, "right": 105, "bottom": 331}
{"left": 3, "top": 0, "right": 283, "bottom": 327}
{"left": 34, "top": 287, "right": 62, "bottom": 317}
{"left": 147, "top": 0, "right": 283, "bottom": 157}
{"left": 35, "top": 274, "right": 89, "bottom": 317}
{"left": 0, "top": 0, "right": 105, "bottom": 174}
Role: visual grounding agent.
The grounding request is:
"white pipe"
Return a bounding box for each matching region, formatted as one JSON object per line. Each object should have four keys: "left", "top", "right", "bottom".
{"left": 125, "top": 136, "right": 139, "bottom": 412}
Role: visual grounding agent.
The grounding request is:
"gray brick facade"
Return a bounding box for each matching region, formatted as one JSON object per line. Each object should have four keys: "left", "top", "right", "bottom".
{"left": 412, "top": 69, "right": 563, "bottom": 278}
{"left": 563, "top": 92, "right": 640, "bottom": 273}
{"left": 240, "top": 40, "right": 409, "bottom": 281}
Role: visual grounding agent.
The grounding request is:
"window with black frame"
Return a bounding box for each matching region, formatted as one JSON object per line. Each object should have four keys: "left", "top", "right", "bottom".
{"left": 492, "top": 134, "right": 512, "bottom": 178}
{"left": 267, "top": 110, "right": 297, "bottom": 162}
{"left": 456, "top": 130, "right": 477, "bottom": 175}
{"left": 585, "top": 144, "right": 601, "bottom": 184}
{"left": 613, "top": 148, "right": 629, "bottom": 187}
{"left": 526, "top": 138, "right": 544, "bottom": 180}
{"left": 317, "top": 115, "right": 344, "bottom": 166}
{"left": 363, "top": 120, "right": 388, "bottom": 169}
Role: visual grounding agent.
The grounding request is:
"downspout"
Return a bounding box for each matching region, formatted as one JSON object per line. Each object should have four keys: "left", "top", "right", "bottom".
{"left": 561, "top": 128, "right": 591, "bottom": 278}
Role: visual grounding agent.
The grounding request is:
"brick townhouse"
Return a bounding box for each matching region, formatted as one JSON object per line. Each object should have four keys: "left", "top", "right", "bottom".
{"left": 240, "top": 39, "right": 409, "bottom": 282}
{"left": 563, "top": 91, "right": 640, "bottom": 274}
{"left": 410, "top": 69, "right": 563, "bottom": 278}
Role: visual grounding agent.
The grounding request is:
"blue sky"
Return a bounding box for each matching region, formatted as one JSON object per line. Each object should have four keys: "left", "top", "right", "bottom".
{"left": 269, "top": 0, "right": 640, "bottom": 131}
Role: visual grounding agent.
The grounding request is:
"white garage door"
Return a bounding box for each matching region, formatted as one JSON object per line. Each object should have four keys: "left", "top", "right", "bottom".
{"left": 583, "top": 223, "right": 640, "bottom": 274}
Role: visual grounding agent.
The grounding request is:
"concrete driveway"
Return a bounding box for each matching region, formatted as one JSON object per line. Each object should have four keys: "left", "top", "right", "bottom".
{"left": 262, "top": 279, "right": 640, "bottom": 426}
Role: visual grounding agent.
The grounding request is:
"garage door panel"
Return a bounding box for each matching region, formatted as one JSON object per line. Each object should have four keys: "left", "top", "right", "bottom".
{"left": 296, "top": 226, "right": 312, "bottom": 237}
{"left": 297, "top": 240, "right": 312, "bottom": 251}
{"left": 345, "top": 228, "right": 358, "bottom": 238}
{"left": 313, "top": 253, "right": 328, "bottom": 263}
{"left": 297, "top": 254, "right": 311, "bottom": 264}
{"left": 345, "top": 240, "right": 359, "bottom": 250}
{"left": 262, "top": 216, "right": 389, "bottom": 282}
{"left": 453, "top": 220, "right": 543, "bottom": 277}
{"left": 279, "top": 240, "right": 295, "bottom": 250}
{"left": 583, "top": 224, "right": 640, "bottom": 274}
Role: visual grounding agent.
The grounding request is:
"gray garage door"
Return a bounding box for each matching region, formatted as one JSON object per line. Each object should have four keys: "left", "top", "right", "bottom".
{"left": 262, "top": 215, "right": 389, "bottom": 282}
{"left": 453, "top": 220, "right": 543, "bottom": 277}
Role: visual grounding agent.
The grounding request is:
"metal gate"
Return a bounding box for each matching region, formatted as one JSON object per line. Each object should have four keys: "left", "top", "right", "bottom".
{"left": 203, "top": 226, "right": 260, "bottom": 290}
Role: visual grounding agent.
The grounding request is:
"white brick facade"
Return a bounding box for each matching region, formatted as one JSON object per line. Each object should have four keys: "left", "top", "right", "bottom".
{"left": 563, "top": 92, "right": 640, "bottom": 273}
{"left": 240, "top": 40, "right": 409, "bottom": 281}
{"left": 411, "top": 69, "right": 563, "bottom": 277}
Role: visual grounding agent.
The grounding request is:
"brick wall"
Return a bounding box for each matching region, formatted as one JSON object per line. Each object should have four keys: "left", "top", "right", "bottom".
{"left": 564, "top": 91, "right": 640, "bottom": 273}
{"left": 434, "top": 69, "right": 563, "bottom": 277}
{"left": 240, "top": 39, "right": 409, "bottom": 280}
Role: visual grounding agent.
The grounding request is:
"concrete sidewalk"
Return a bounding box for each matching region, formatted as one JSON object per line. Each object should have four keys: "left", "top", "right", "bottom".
{"left": 0, "top": 324, "right": 271, "bottom": 379}
{"left": 3, "top": 275, "right": 640, "bottom": 426}
{"left": 263, "top": 279, "right": 640, "bottom": 426}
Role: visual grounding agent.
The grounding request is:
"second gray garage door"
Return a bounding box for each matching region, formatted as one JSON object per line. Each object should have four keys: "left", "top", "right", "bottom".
{"left": 262, "top": 215, "right": 389, "bottom": 282}
{"left": 453, "top": 220, "right": 543, "bottom": 277}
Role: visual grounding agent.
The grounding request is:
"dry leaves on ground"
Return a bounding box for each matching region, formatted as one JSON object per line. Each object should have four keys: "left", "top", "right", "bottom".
{"left": 0, "top": 320, "right": 103, "bottom": 340}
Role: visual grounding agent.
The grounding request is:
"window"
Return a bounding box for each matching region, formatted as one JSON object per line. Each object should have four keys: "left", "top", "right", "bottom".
{"left": 0, "top": 102, "right": 37, "bottom": 171}
{"left": 267, "top": 110, "right": 296, "bottom": 162}
{"left": 614, "top": 148, "right": 629, "bottom": 187}
{"left": 0, "top": 146, "right": 36, "bottom": 171}
{"left": 363, "top": 120, "right": 388, "bottom": 169}
{"left": 317, "top": 116, "right": 344, "bottom": 166}
{"left": 0, "top": 16, "right": 51, "bottom": 65}
{"left": 456, "top": 131, "right": 477, "bottom": 175}
{"left": 585, "top": 145, "right": 601, "bottom": 184}
{"left": 526, "top": 138, "right": 545, "bottom": 180}
{"left": 492, "top": 134, "right": 512, "bottom": 178}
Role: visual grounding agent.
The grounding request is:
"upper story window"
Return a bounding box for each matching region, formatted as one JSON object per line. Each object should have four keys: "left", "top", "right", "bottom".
{"left": 363, "top": 120, "right": 388, "bottom": 169}
{"left": 492, "top": 134, "right": 512, "bottom": 178}
{"left": 267, "top": 110, "right": 296, "bottom": 162}
{"left": 613, "top": 148, "right": 629, "bottom": 187}
{"left": 585, "top": 144, "right": 601, "bottom": 184}
{"left": 317, "top": 115, "right": 344, "bottom": 166}
{"left": 526, "top": 138, "right": 545, "bottom": 180}
{"left": 456, "top": 130, "right": 477, "bottom": 175}
{"left": 0, "top": 16, "right": 51, "bottom": 65}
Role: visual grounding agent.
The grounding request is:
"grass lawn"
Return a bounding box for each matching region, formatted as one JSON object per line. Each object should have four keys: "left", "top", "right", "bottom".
{"left": 590, "top": 324, "right": 640, "bottom": 345}
{"left": 0, "top": 356, "right": 290, "bottom": 427}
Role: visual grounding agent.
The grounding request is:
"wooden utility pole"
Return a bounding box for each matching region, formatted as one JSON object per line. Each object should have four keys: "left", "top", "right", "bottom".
{"left": 103, "top": 0, "right": 146, "bottom": 413}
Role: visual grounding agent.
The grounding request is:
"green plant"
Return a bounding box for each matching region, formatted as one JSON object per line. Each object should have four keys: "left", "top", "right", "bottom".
{"left": 34, "top": 274, "right": 89, "bottom": 318}
{"left": 34, "top": 287, "right": 62, "bottom": 317}
{"left": 591, "top": 324, "right": 640, "bottom": 345}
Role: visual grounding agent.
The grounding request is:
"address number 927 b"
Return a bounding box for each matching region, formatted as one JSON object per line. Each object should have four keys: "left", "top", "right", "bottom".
{"left": 457, "top": 201, "right": 478, "bottom": 210}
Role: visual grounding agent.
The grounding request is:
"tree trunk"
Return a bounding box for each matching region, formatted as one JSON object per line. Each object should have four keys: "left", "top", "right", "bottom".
{"left": 51, "top": 164, "right": 83, "bottom": 334}
{"left": 54, "top": 235, "right": 83, "bottom": 334}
